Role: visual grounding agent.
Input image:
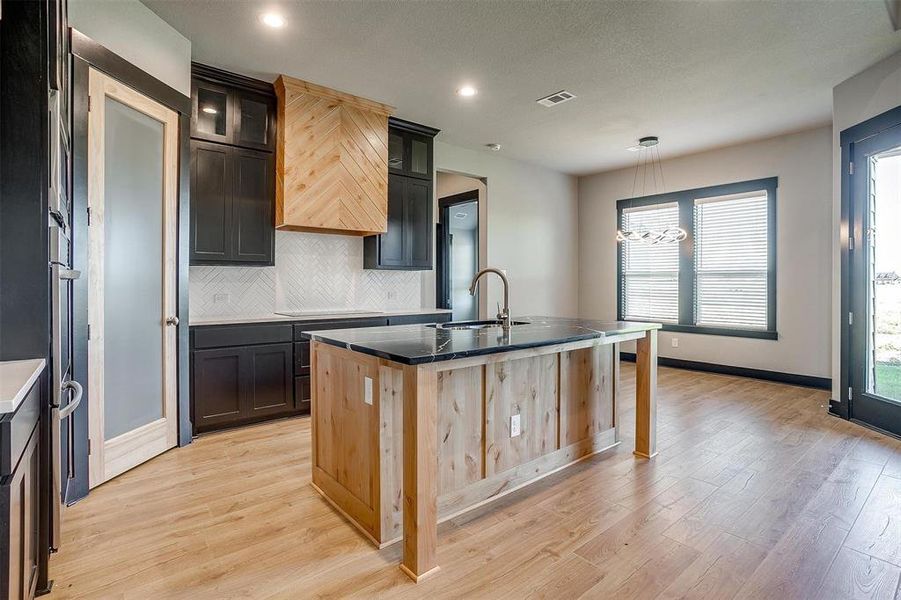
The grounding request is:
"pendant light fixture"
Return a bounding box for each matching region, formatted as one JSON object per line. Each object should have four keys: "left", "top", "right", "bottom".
{"left": 616, "top": 136, "right": 687, "bottom": 245}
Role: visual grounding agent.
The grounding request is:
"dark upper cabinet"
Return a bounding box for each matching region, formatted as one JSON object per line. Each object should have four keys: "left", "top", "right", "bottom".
{"left": 365, "top": 118, "right": 439, "bottom": 271}
{"left": 190, "top": 142, "right": 274, "bottom": 265}
{"left": 232, "top": 148, "right": 274, "bottom": 263}
{"left": 387, "top": 123, "right": 434, "bottom": 181}
{"left": 377, "top": 174, "right": 408, "bottom": 267}
{"left": 192, "top": 79, "right": 231, "bottom": 145}
{"left": 191, "top": 141, "right": 231, "bottom": 262}
{"left": 233, "top": 92, "right": 275, "bottom": 151}
{"left": 189, "top": 63, "right": 276, "bottom": 267}
{"left": 191, "top": 67, "right": 275, "bottom": 152}
{"left": 406, "top": 178, "right": 433, "bottom": 268}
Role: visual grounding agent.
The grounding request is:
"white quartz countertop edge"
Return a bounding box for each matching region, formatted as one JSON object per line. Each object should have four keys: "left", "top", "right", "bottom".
{"left": 0, "top": 359, "right": 46, "bottom": 415}
{"left": 190, "top": 308, "right": 453, "bottom": 326}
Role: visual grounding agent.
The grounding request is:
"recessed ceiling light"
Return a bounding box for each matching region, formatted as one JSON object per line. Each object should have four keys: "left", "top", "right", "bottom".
{"left": 456, "top": 85, "right": 478, "bottom": 97}
{"left": 260, "top": 12, "right": 285, "bottom": 28}
{"left": 201, "top": 106, "right": 218, "bottom": 115}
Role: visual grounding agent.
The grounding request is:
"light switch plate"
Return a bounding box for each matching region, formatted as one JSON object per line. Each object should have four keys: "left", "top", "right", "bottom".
{"left": 671, "top": 337, "right": 679, "bottom": 348}
{"left": 510, "top": 414, "right": 521, "bottom": 437}
{"left": 364, "top": 377, "right": 373, "bottom": 405}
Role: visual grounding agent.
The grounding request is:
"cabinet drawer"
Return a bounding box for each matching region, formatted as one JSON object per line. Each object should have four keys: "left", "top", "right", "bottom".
{"left": 387, "top": 313, "right": 449, "bottom": 326}
{"left": 295, "top": 376, "right": 311, "bottom": 413}
{"left": 293, "top": 317, "right": 388, "bottom": 341}
{"left": 294, "top": 342, "right": 310, "bottom": 376}
{"left": 193, "top": 323, "right": 292, "bottom": 349}
{"left": 0, "top": 381, "right": 40, "bottom": 477}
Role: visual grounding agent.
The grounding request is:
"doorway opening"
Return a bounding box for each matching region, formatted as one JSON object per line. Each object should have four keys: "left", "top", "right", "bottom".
{"left": 436, "top": 172, "right": 486, "bottom": 321}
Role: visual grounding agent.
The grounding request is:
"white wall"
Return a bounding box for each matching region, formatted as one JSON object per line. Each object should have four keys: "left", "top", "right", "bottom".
{"left": 425, "top": 142, "right": 580, "bottom": 318}
{"left": 832, "top": 50, "right": 901, "bottom": 400}
{"left": 69, "top": 0, "right": 191, "bottom": 96}
{"left": 579, "top": 126, "right": 833, "bottom": 379}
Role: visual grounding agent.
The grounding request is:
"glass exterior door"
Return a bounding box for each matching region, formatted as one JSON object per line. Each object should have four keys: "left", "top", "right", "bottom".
{"left": 849, "top": 122, "right": 901, "bottom": 436}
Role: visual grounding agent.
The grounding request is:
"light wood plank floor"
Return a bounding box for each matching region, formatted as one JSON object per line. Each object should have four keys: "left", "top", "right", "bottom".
{"left": 49, "top": 365, "right": 901, "bottom": 599}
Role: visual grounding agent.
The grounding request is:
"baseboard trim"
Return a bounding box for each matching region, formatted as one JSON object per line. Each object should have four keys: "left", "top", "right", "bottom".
{"left": 619, "top": 352, "right": 831, "bottom": 390}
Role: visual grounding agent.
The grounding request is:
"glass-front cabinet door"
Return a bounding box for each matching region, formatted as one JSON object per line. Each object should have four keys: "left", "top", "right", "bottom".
{"left": 192, "top": 80, "right": 230, "bottom": 144}
{"left": 233, "top": 91, "right": 274, "bottom": 151}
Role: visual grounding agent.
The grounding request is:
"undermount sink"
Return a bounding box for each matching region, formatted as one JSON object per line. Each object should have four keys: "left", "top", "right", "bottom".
{"left": 430, "top": 319, "right": 528, "bottom": 331}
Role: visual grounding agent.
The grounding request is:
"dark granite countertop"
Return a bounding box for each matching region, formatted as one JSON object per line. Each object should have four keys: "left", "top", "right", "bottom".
{"left": 301, "top": 316, "right": 662, "bottom": 365}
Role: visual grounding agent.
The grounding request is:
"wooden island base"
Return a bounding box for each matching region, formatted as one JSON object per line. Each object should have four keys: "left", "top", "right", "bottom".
{"left": 310, "top": 329, "right": 658, "bottom": 581}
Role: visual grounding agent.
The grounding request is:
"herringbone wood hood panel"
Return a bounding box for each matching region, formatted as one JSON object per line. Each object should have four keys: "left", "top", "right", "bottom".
{"left": 275, "top": 75, "right": 394, "bottom": 236}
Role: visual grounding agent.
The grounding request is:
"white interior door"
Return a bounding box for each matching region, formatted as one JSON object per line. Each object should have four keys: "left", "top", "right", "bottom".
{"left": 87, "top": 68, "right": 179, "bottom": 488}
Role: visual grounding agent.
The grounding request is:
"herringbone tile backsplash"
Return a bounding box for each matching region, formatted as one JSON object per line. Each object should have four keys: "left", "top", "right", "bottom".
{"left": 190, "top": 231, "right": 422, "bottom": 319}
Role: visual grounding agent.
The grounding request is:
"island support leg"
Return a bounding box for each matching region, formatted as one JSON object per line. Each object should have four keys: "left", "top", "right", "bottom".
{"left": 634, "top": 329, "right": 658, "bottom": 459}
{"left": 400, "top": 365, "right": 440, "bottom": 581}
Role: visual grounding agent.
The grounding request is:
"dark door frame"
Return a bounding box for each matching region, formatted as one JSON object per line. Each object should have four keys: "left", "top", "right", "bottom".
{"left": 69, "top": 29, "right": 193, "bottom": 503}
{"left": 436, "top": 189, "right": 480, "bottom": 313}
{"left": 835, "top": 102, "right": 901, "bottom": 439}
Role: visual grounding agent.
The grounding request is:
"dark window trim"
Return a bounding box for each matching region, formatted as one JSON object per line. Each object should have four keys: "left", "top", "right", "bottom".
{"left": 616, "top": 177, "right": 778, "bottom": 339}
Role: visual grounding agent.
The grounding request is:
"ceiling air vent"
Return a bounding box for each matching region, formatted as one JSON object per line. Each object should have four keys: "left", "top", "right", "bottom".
{"left": 536, "top": 90, "right": 576, "bottom": 107}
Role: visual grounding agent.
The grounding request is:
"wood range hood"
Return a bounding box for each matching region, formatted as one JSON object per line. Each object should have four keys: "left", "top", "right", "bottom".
{"left": 274, "top": 74, "right": 395, "bottom": 236}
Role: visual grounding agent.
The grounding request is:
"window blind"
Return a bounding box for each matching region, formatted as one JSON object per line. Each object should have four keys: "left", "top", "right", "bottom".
{"left": 694, "top": 191, "right": 769, "bottom": 329}
{"left": 621, "top": 202, "right": 680, "bottom": 322}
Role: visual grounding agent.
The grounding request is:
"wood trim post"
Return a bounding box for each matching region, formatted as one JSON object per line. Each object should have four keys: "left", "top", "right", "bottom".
{"left": 634, "top": 330, "right": 658, "bottom": 458}
{"left": 400, "top": 365, "right": 440, "bottom": 581}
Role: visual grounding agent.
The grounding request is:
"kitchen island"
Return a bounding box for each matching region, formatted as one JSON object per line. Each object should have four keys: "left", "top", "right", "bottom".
{"left": 304, "top": 317, "right": 661, "bottom": 581}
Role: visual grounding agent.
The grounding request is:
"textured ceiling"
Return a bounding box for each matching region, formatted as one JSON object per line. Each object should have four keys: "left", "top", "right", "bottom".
{"left": 144, "top": 0, "right": 901, "bottom": 175}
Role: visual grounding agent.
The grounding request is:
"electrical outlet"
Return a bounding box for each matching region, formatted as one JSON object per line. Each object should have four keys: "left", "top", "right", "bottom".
{"left": 213, "top": 293, "right": 230, "bottom": 305}
{"left": 510, "top": 414, "right": 521, "bottom": 437}
{"left": 671, "top": 337, "right": 679, "bottom": 348}
{"left": 363, "top": 377, "right": 373, "bottom": 406}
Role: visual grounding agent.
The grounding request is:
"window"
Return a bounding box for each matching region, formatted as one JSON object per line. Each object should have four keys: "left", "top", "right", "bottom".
{"left": 621, "top": 203, "right": 680, "bottom": 322}
{"left": 617, "top": 178, "right": 777, "bottom": 339}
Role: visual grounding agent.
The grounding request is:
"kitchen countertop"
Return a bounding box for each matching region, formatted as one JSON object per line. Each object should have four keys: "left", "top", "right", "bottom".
{"left": 190, "top": 308, "right": 453, "bottom": 327}
{"left": 303, "top": 317, "right": 662, "bottom": 365}
{"left": 0, "top": 359, "right": 45, "bottom": 415}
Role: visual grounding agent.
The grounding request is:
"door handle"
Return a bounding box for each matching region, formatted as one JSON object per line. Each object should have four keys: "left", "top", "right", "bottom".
{"left": 166, "top": 316, "right": 179, "bottom": 326}
{"left": 58, "top": 380, "right": 83, "bottom": 420}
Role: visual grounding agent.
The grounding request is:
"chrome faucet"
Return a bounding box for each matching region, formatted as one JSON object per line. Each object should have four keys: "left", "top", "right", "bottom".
{"left": 469, "top": 267, "right": 511, "bottom": 330}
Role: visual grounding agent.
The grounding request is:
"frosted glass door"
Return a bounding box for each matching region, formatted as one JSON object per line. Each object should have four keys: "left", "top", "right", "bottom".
{"left": 103, "top": 98, "right": 165, "bottom": 439}
{"left": 87, "top": 68, "right": 179, "bottom": 487}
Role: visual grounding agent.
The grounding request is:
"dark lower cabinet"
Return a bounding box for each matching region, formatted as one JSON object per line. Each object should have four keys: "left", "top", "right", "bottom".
{"left": 1, "top": 381, "right": 41, "bottom": 600}
{"left": 190, "top": 313, "right": 450, "bottom": 434}
{"left": 247, "top": 344, "right": 293, "bottom": 416}
{"left": 0, "top": 429, "right": 39, "bottom": 600}
{"left": 295, "top": 376, "right": 311, "bottom": 413}
{"left": 192, "top": 347, "right": 243, "bottom": 431}
{"left": 192, "top": 343, "right": 293, "bottom": 434}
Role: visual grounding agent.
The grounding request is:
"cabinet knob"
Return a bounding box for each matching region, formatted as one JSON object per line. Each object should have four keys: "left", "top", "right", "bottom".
{"left": 166, "top": 316, "right": 180, "bottom": 327}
